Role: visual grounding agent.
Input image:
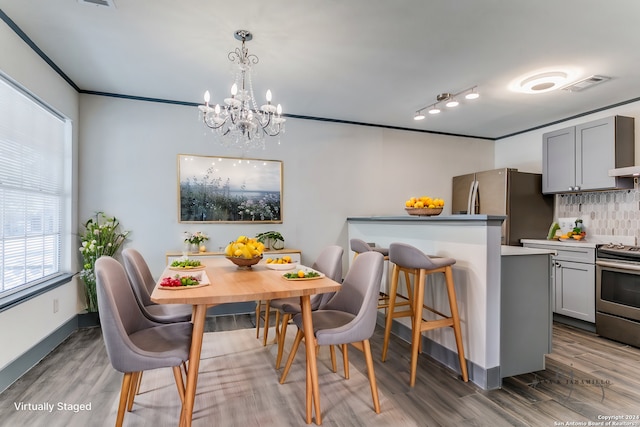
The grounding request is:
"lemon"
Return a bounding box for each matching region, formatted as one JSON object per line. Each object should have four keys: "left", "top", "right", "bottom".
{"left": 297, "top": 270, "right": 305, "bottom": 278}
{"left": 266, "top": 258, "right": 273, "bottom": 264}
{"left": 234, "top": 249, "right": 243, "bottom": 257}
{"left": 414, "top": 201, "right": 424, "bottom": 208}
{"left": 282, "top": 256, "right": 291, "bottom": 263}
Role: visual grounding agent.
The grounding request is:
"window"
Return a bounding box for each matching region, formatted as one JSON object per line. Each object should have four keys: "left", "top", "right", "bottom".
{"left": 0, "top": 73, "right": 68, "bottom": 297}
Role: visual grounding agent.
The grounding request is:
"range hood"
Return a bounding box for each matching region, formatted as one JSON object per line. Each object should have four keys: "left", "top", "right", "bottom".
{"left": 609, "top": 166, "right": 640, "bottom": 177}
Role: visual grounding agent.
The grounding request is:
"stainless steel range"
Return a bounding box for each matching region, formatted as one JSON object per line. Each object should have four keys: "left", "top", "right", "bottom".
{"left": 596, "top": 242, "right": 640, "bottom": 347}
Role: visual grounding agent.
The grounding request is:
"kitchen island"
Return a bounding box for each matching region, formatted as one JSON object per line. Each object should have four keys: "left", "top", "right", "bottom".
{"left": 347, "top": 215, "right": 553, "bottom": 389}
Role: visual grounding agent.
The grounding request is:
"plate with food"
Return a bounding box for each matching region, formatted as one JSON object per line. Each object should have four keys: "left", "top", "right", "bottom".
{"left": 266, "top": 262, "right": 297, "bottom": 271}
{"left": 282, "top": 269, "right": 325, "bottom": 281}
{"left": 168, "top": 259, "right": 205, "bottom": 271}
{"left": 159, "top": 271, "right": 209, "bottom": 290}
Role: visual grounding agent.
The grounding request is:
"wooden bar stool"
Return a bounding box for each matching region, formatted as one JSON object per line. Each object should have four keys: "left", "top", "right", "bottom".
{"left": 350, "top": 239, "right": 414, "bottom": 315}
{"left": 383, "top": 242, "right": 468, "bottom": 387}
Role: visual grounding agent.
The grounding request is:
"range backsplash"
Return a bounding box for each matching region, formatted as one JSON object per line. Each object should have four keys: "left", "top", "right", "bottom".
{"left": 556, "top": 187, "right": 639, "bottom": 243}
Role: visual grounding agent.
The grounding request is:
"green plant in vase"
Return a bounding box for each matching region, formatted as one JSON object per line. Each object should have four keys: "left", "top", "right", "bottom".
{"left": 255, "top": 231, "right": 285, "bottom": 250}
{"left": 79, "top": 212, "right": 129, "bottom": 312}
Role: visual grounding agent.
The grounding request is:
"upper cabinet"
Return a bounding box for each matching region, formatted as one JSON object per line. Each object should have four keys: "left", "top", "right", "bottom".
{"left": 542, "top": 116, "right": 635, "bottom": 194}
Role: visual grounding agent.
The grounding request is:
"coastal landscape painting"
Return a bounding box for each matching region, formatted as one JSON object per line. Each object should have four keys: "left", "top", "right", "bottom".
{"left": 178, "top": 155, "right": 282, "bottom": 223}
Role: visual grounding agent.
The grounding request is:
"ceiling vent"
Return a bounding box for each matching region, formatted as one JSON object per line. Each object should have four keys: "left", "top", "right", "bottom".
{"left": 78, "top": 0, "right": 116, "bottom": 7}
{"left": 562, "top": 75, "right": 611, "bottom": 92}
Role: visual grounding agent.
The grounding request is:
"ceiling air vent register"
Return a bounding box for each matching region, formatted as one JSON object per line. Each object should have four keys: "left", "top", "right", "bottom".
{"left": 562, "top": 75, "right": 611, "bottom": 92}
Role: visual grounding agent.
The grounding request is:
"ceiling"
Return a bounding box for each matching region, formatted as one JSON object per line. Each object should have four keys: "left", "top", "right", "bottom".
{"left": 2, "top": 0, "right": 640, "bottom": 140}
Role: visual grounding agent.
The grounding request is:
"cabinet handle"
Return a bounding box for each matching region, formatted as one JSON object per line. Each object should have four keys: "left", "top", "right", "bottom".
{"left": 575, "top": 186, "right": 580, "bottom": 191}
{"left": 568, "top": 186, "right": 574, "bottom": 191}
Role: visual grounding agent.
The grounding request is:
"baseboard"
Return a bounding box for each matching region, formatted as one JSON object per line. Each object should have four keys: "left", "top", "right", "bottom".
{"left": 376, "top": 312, "right": 500, "bottom": 390}
{"left": 553, "top": 313, "right": 596, "bottom": 332}
{"left": 0, "top": 316, "right": 77, "bottom": 393}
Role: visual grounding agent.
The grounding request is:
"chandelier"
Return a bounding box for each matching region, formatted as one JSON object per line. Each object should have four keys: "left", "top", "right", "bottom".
{"left": 198, "top": 30, "right": 285, "bottom": 150}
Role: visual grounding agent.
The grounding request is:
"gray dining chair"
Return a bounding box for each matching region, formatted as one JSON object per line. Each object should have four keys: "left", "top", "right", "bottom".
{"left": 279, "top": 251, "right": 383, "bottom": 414}
{"left": 270, "top": 245, "right": 344, "bottom": 369}
{"left": 95, "top": 256, "right": 193, "bottom": 427}
{"left": 122, "top": 248, "right": 193, "bottom": 323}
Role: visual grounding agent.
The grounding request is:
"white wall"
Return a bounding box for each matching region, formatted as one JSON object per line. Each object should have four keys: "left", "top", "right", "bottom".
{"left": 0, "top": 20, "right": 80, "bottom": 371}
{"left": 78, "top": 94, "right": 495, "bottom": 276}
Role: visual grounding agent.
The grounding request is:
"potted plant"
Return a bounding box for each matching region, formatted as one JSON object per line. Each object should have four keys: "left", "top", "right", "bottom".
{"left": 255, "top": 231, "right": 285, "bottom": 250}
{"left": 79, "top": 212, "right": 129, "bottom": 313}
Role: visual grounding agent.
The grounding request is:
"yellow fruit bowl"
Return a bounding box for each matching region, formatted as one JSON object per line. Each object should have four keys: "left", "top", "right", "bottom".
{"left": 226, "top": 256, "right": 262, "bottom": 269}
{"left": 405, "top": 207, "right": 443, "bottom": 217}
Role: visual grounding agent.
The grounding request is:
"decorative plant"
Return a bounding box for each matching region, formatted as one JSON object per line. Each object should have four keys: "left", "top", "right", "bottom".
{"left": 184, "top": 231, "right": 209, "bottom": 245}
{"left": 79, "top": 212, "right": 129, "bottom": 313}
{"left": 255, "top": 231, "right": 284, "bottom": 250}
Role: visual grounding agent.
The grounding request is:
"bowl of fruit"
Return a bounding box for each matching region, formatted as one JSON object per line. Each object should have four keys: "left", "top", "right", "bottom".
{"left": 404, "top": 196, "right": 445, "bottom": 216}
{"left": 264, "top": 256, "right": 296, "bottom": 270}
{"left": 224, "top": 235, "right": 265, "bottom": 269}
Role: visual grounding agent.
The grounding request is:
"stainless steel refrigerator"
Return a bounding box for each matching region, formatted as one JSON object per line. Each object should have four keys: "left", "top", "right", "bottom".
{"left": 452, "top": 168, "right": 554, "bottom": 245}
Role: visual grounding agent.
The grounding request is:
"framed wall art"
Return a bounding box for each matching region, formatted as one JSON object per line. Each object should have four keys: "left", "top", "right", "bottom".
{"left": 178, "top": 154, "right": 283, "bottom": 223}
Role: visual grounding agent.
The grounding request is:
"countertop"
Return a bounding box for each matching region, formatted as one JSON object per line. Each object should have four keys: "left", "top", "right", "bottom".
{"left": 522, "top": 234, "right": 636, "bottom": 248}
{"left": 347, "top": 214, "right": 506, "bottom": 223}
{"left": 501, "top": 245, "right": 555, "bottom": 256}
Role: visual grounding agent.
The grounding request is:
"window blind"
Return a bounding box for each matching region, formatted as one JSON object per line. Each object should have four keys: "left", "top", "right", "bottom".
{"left": 0, "top": 74, "right": 65, "bottom": 296}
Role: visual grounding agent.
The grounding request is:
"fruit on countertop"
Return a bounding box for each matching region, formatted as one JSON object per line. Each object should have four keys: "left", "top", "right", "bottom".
{"left": 405, "top": 196, "right": 445, "bottom": 209}
{"left": 224, "top": 235, "right": 265, "bottom": 259}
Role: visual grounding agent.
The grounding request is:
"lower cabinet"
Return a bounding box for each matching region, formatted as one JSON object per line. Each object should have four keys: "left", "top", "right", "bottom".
{"left": 554, "top": 259, "right": 595, "bottom": 322}
{"left": 501, "top": 250, "right": 553, "bottom": 378}
{"left": 523, "top": 242, "right": 595, "bottom": 323}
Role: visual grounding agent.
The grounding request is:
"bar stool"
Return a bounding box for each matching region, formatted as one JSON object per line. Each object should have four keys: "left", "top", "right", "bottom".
{"left": 383, "top": 242, "right": 468, "bottom": 387}
{"left": 350, "top": 239, "right": 414, "bottom": 316}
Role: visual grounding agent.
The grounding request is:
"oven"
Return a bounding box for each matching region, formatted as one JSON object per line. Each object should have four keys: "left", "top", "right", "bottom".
{"left": 596, "top": 243, "right": 640, "bottom": 347}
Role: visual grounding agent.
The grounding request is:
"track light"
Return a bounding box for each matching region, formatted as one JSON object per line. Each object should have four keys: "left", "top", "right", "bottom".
{"left": 413, "top": 86, "right": 479, "bottom": 120}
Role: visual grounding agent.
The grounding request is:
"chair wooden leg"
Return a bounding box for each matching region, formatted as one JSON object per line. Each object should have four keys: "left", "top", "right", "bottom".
{"left": 330, "top": 345, "right": 337, "bottom": 373}
{"left": 126, "top": 372, "right": 140, "bottom": 412}
{"left": 134, "top": 370, "right": 143, "bottom": 395}
{"left": 255, "top": 300, "right": 262, "bottom": 339}
{"left": 280, "top": 329, "right": 304, "bottom": 384}
{"left": 172, "top": 365, "right": 186, "bottom": 403}
{"left": 342, "top": 344, "right": 349, "bottom": 379}
{"left": 382, "top": 264, "right": 400, "bottom": 362}
{"left": 263, "top": 300, "right": 271, "bottom": 346}
{"left": 362, "top": 339, "right": 381, "bottom": 413}
{"left": 116, "top": 372, "right": 132, "bottom": 427}
{"left": 275, "top": 313, "right": 291, "bottom": 369}
{"left": 445, "top": 266, "right": 468, "bottom": 382}
{"left": 410, "top": 270, "right": 426, "bottom": 387}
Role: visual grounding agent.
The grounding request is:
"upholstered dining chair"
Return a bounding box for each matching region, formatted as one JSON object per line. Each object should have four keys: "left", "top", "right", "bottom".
{"left": 122, "top": 248, "right": 193, "bottom": 323}
{"left": 279, "top": 251, "right": 384, "bottom": 414}
{"left": 95, "top": 256, "right": 193, "bottom": 427}
{"left": 270, "top": 245, "right": 344, "bottom": 369}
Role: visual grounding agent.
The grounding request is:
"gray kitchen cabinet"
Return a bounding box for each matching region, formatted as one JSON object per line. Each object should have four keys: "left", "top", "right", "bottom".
{"left": 542, "top": 115, "right": 634, "bottom": 194}
{"left": 501, "top": 248, "right": 553, "bottom": 378}
{"left": 554, "top": 259, "right": 595, "bottom": 322}
{"left": 522, "top": 242, "right": 595, "bottom": 323}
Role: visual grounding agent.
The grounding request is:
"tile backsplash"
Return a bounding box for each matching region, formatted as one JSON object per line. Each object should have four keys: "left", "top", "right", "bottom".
{"left": 556, "top": 186, "right": 640, "bottom": 242}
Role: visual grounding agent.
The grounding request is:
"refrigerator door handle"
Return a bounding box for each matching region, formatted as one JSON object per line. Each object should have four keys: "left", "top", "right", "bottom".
{"left": 470, "top": 180, "right": 479, "bottom": 215}
{"left": 467, "top": 180, "right": 476, "bottom": 215}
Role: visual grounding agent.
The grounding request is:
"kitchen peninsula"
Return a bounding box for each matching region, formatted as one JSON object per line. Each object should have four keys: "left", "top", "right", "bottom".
{"left": 347, "top": 215, "right": 553, "bottom": 390}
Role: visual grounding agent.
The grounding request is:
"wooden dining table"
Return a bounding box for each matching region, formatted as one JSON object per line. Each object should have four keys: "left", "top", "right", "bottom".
{"left": 150, "top": 258, "right": 341, "bottom": 426}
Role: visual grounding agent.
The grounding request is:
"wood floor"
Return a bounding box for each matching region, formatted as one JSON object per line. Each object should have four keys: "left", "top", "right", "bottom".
{"left": 2, "top": 315, "right": 640, "bottom": 426}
